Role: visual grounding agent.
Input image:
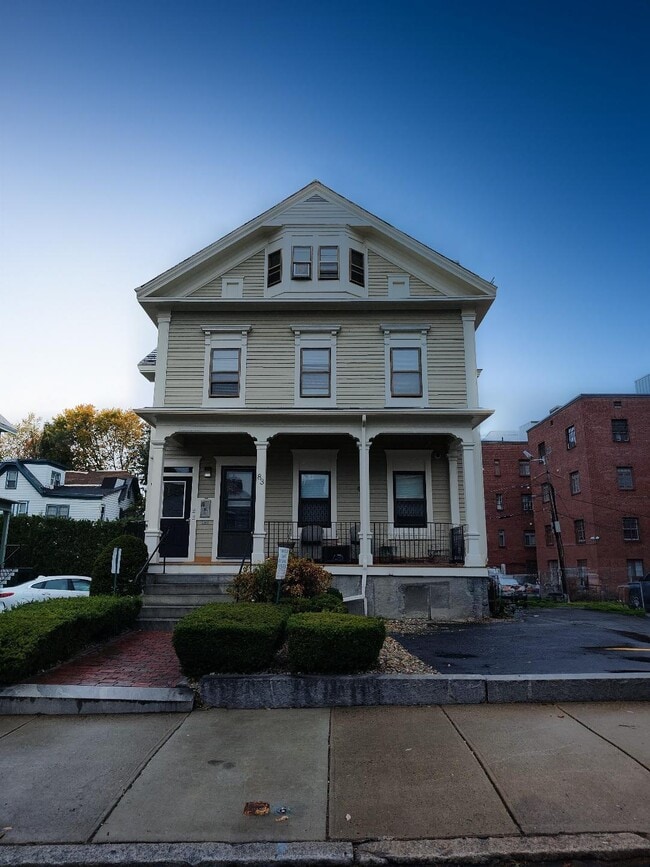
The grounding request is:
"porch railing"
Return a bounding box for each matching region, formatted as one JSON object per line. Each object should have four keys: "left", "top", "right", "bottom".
{"left": 264, "top": 522, "right": 466, "bottom": 565}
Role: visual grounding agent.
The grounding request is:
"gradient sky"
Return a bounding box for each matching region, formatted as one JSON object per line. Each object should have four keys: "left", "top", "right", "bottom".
{"left": 1, "top": 0, "right": 648, "bottom": 434}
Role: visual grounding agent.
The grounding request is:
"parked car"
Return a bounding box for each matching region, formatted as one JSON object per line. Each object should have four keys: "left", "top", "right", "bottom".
{"left": 496, "top": 575, "right": 525, "bottom": 600}
{"left": 627, "top": 579, "right": 650, "bottom": 612}
{"left": 522, "top": 582, "right": 541, "bottom": 598}
{"left": 0, "top": 576, "right": 91, "bottom": 611}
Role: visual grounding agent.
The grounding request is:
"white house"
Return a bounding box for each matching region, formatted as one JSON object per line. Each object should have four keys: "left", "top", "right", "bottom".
{"left": 136, "top": 182, "right": 496, "bottom": 619}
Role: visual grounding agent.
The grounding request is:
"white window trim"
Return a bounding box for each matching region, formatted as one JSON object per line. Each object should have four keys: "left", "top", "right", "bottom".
{"left": 385, "top": 450, "right": 433, "bottom": 538}
{"left": 221, "top": 276, "right": 243, "bottom": 299}
{"left": 381, "top": 325, "right": 430, "bottom": 408}
{"left": 211, "top": 457, "right": 256, "bottom": 561}
{"left": 291, "top": 450, "right": 338, "bottom": 535}
{"left": 202, "top": 325, "right": 251, "bottom": 408}
{"left": 291, "top": 325, "right": 340, "bottom": 408}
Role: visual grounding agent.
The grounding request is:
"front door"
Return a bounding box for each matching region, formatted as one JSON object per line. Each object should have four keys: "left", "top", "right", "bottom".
{"left": 218, "top": 467, "right": 254, "bottom": 558}
{"left": 160, "top": 475, "right": 193, "bottom": 558}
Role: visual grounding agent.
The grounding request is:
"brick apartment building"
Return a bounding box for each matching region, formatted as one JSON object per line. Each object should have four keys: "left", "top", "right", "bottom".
{"left": 484, "top": 394, "right": 650, "bottom": 596}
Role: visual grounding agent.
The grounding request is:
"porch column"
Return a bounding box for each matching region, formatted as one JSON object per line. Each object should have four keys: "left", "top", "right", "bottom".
{"left": 144, "top": 436, "right": 165, "bottom": 558}
{"left": 252, "top": 439, "right": 269, "bottom": 563}
{"left": 358, "top": 439, "right": 373, "bottom": 566}
{"left": 461, "top": 440, "right": 482, "bottom": 566}
{"left": 447, "top": 445, "right": 461, "bottom": 526}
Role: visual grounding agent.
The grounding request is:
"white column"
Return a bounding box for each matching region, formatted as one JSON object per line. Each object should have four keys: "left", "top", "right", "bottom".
{"left": 252, "top": 439, "right": 269, "bottom": 563}
{"left": 447, "top": 445, "right": 461, "bottom": 526}
{"left": 462, "top": 309, "right": 479, "bottom": 408}
{"left": 153, "top": 312, "right": 171, "bottom": 406}
{"left": 461, "top": 440, "right": 483, "bottom": 566}
{"left": 358, "top": 439, "right": 373, "bottom": 566}
{"left": 144, "top": 435, "right": 165, "bottom": 557}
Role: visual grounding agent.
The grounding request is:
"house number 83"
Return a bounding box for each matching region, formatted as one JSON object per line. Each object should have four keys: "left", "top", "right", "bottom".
{"left": 257, "top": 473, "right": 265, "bottom": 485}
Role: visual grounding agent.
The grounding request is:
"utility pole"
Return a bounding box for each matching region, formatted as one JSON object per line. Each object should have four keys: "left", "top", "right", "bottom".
{"left": 546, "top": 477, "right": 569, "bottom": 600}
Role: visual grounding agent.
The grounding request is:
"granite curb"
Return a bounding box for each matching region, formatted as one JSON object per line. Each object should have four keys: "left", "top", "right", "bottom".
{"left": 199, "top": 672, "right": 650, "bottom": 708}
{"left": 0, "top": 684, "right": 195, "bottom": 715}
{"left": 1, "top": 834, "right": 649, "bottom": 866}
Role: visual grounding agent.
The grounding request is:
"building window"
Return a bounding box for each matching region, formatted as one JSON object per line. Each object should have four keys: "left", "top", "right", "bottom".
{"left": 494, "top": 459, "right": 501, "bottom": 477}
{"left": 267, "top": 250, "right": 282, "bottom": 287}
{"left": 521, "top": 493, "right": 533, "bottom": 512}
{"left": 298, "top": 472, "right": 331, "bottom": 526}
{"left": 574, "top": 519, "right": 586, "bottom": 544}
{"left": 50, "top": 471, "right": 61, "bottom": 487}
{"left": 496, "top": 493, "right": 504, "bottom": 511}
{"left": 5, "top": 469, "right": 18, "bottom": 490}
{"left": 566, "top": 425, "right": 577, "bottom": 449}
{"left": 612, "top": 419, "right": 629, "bottom": 442}
{"left": 45, "top": 505, "right": 70, "bottom": 518}
{"left": 570, "top": 471, "right": 581, "bottom": 494}
{"left": 545, "top": 524, "right": 554, "bottom": 546}
{"left": 524, "top": 531, "right": 536, "bottom": 547}
{"left": 349, "top": 249, "right": 365, "bottom": 286}
{"left": 11, "top": 501, "right": 28, "bottom": 516}
{"left": 210, "top": 348, "right": 241, "bottom": 398}
{"left": 291, "top": 245, "right": 312, "bottom": 280}
{"left": 627, "top": 559, "right": 644, "bottom": 579}
{"left": 538, "top": 442, "right": 546, "bottom": 462}
{"left": 390, "top": 348, "right": 422, "bottom": 398}
{"left": 617, "top": 466, "right": 634, "bottom": 490}
{"left": 318, "top": 246, "right": 339, "bottom": 280}
{"left": 623, "top": 517, "right": 640, "bottom": 541}
{"left": 519, "top": 460, "right": 531, "bottom": 477}
{"left": 393, "top": 471, "right": 427, "bottom": 528}
{"left": 542, "top": 482, "right": 550, "bottom": 503}
{"left": 498, "top": 529, "right": 506, "bottom": 548}
{"left": 300, "top": 348, "right": 331, "bottom": 397}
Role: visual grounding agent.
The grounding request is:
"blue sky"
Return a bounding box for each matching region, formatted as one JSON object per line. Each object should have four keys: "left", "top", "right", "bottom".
{"left": 1, "top": 0, "right": 648, "bottom": 433}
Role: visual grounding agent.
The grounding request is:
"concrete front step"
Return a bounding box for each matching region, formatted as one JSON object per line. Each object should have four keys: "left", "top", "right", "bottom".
{"left": 145, "top": 584, "right": 231, "bottom": 598}
{"left": 146, "top": 573, "right": 236, "bottom": 585}
{"left": 139, "top": 572, "right": 237, "bottom": 629}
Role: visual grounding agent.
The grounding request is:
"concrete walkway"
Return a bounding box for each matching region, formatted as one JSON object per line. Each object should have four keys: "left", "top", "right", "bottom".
{"left": 1, "top": 703, "right": 649, "bottom": 863}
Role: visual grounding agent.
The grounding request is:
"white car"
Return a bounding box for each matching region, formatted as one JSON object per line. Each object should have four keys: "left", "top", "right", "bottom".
{"left": 0, "top": 576, "right": 92, "bottom": 611}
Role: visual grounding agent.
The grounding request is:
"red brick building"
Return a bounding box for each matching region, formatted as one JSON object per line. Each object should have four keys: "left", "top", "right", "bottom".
{"left": 482, "top": 438, "right": 538, "bottom": 576}
{"left": 497, "top": 395, "right": 650, "bottom": 596}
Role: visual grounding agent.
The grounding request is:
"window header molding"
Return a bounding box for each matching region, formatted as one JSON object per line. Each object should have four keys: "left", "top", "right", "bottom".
{"left": 201, "top": 325, "right": 251, "bottom": 335}
{"left": 380, "top": 323, "right": 430, "bottom": 334}
{"left": 290, "top": 324, "right": 341, "bottom": 335}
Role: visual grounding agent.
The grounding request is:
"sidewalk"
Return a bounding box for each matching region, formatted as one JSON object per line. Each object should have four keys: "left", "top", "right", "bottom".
{"left": 1, "top": 703, "right": 649, "bottom": 864}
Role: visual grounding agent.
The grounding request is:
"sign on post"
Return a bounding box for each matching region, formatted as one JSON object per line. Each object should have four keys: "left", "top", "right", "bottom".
{"left": 111, "top": 547, "right": 122, "bottom": 594}
{"left": 274, "top": 546, "right": 290, "bottom": 603}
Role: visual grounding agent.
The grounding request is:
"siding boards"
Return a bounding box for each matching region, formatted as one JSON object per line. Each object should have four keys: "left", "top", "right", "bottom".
{"left": 431, "top": 456, "right": 451, "bottom": 523}
{"left": 189, "top": 251, "right": 265, "bottom": 300}
{"left": 368, "top": 250, "right": 443, "bottom": 298}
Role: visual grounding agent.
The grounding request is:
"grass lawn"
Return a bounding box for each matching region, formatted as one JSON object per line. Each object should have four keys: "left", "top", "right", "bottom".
{"left": 526, "top": 599, "right": 646, "bottom": 617}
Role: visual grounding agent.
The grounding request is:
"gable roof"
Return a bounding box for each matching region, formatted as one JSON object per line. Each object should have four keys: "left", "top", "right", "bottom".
{"left": 0, "top": 414, "right": 17, "bottom": 435}
{"left": 135, "top": 181, "right": 497, "bottom": 318}
{"left": 0, "top": 461, "right": 136, "bottom": 501}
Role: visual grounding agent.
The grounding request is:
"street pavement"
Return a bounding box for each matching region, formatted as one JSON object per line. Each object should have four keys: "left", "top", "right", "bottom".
{"left": 1, "top": 703, "right": 649, "bottom": 851}
{"left": 395, "top": 608, "right": 650, "bottom": 674}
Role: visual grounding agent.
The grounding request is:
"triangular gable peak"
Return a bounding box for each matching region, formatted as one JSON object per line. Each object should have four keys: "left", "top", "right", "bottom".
{"left": 136, "top": 181, "right": 496, "bottom": 310}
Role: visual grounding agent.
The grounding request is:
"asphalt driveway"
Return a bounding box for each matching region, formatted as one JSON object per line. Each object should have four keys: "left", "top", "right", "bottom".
{"left": 394, "top": 608, "right": 650, "bottom": 675}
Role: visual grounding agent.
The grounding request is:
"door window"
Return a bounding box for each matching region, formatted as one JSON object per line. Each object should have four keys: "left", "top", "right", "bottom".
{"left": 162, "top": 481, "right": 186, "bottom": 518}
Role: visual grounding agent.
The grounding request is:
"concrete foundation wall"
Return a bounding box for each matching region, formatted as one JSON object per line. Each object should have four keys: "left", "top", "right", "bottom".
{"left": 366, "top": 574, "right": 489, "bottom": 621}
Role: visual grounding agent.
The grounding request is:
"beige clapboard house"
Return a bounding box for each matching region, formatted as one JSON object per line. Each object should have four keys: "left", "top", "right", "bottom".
{"left": 137, "top": 182, "right": 496, "bottom": 620}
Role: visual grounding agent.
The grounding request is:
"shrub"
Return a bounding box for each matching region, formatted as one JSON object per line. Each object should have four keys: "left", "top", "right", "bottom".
{"left": 0, "top": 596, "right": 141, "bottom": 684}
{"left": 173, "top": 603, "right": 288, "bottom": 677}
{"left": 287, "top": 613, "right": 386, "bottom": 674}
{"left": 283, "top": 593, "right": 347, "bottom": 614}
{"left": 7, "top": 515, "right": 144, "bottom": 577}
{"left": 229, "top": 556, "right": 332, "bottom": 602}
{"left": 91, "top": 534, "right": 149, "bottom": 595}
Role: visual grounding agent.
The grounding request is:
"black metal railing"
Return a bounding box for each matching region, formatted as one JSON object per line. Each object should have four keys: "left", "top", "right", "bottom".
{"left": 264, "top": 522, "right": 466, "bottom": 565}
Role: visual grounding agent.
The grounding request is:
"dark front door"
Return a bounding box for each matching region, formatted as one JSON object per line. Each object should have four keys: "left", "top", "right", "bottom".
{"left": 160, "top": 476, "right": 193, "bottom": 558}
{"left": 218, "top": 467, "right": 254, "bottom": 558}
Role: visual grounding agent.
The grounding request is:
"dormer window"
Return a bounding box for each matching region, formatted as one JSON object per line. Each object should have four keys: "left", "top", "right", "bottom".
{"left": 319, "top": 246, "right": 339, "bottom": 280}
{"left": 267, "top": 250, "right": 282, "bottom": 287}
{"left": 291, "top": 246, "right": 312, "bottom": 279}
{"left": 51, "top": 471, "right": 61, "bottom": 488}
{"left": 350, "top": 249, "right": 365, "bottom": 286}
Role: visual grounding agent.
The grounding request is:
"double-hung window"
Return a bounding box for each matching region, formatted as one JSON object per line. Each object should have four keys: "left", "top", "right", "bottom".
{"left": 318, "top": 246, "right": 339, "bottom": 280}
{"left": 521, "top": 494, "right": 533, "bottom": 512}
{"left": 570, "top": 471, "right": 580, "bottom": 494}
{"left": 291, "top": 246, "right": 312, "bottom": 279}
{"left": 202, "top": 326, "right": 250, "bottom": 408}
{"left": 566, "top": 425, "right": 577, "bottom": 449}
{"left": 519, "top": 460, "right": 531, "bottom": 477}
{"left": 382, "top": 325, "right": 429, "bottom": 407}
{"left": 393, "top": 471, "right": 427, "bottom": 528}
{"left": 623, "top": 517, "right": 640, "bottom": 541}
{"left": 5, "top": 469, "right": 18, "bottom": 490}
{"left": 612, "top": 419, "right": 629, "bottom": 442}
{"left": 617, "top": 466, "right": 634, "bottom": 490}
{"left": 300, "top": 348, "right": 331, "bottom": 397}
{"left": 390, "top": 348, "right": 422, "bottom": 397}
{"left": 574, "top": 519, "right": 586, "bottom": 544}
{"left": 292, "top": 326, "right": 338, "bottom": 407}
{"left": 11, "top": 501, "right": 28, "bottom": 516}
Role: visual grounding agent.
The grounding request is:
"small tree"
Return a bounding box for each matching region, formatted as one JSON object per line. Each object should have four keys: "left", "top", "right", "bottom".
{"left": 91, "top": 534, "right": 148, "bottom": 596}
{"left": 230, "top": 556, "right": 332, "bottom": 602}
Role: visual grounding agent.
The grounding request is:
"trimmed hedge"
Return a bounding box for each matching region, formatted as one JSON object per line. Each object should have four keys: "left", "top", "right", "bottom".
{"left": 287, "top": 613, "right": 386, "bottom": 674}
{"left": 91, "top": 534, "right": 149, "bottom": 595}
{"left": 0, "top": 596, "right": 141, "bottom": 684}
{"left": 7, "top": 515, "right": 145, "bottom": 577}
{"left": 173, "top": 603, "right": 288, "bottom": 678}
{"left": 281, "top": 593, "right": 347, "bottom": 614}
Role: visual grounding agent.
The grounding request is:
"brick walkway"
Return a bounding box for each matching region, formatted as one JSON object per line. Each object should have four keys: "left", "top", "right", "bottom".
{"left": 33, "top": 631, "right": 184, "bottom": 688}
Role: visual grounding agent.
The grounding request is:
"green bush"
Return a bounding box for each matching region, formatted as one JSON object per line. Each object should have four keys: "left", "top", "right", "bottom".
{"left": 173, "top": 603, "right": 288, "bottom": 677}
{"left": 287, "top": 613, "right": 386, "bottom": 674}
{"left": 91, "top": 534, "right": 149, "bottom": 595}
{"left": 7, "top": 515, "right": 144, "bottom": 576}
{"left": 282, "top": 593, "right": 347, "bottom": 614}
{"left": 229, "top": 556, "right": 333, "bottom": 602}
{"left": 0, "top": 596, "right": 141, "bottom": 684}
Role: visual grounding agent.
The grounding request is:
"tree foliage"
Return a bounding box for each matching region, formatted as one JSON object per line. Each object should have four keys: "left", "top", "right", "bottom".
{"left": 40, "top": 405, "right": 149, "bottom": 476}
{"left": 0, "top": 413, "right": 44, "bottom": 461}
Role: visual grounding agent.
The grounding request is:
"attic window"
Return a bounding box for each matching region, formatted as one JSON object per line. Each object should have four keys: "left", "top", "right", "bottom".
{"left": 292, "top": 246, "right": 312, "bottom": 279}
{"left": 5, "top": 469, "right": 18, "bottom": 490}
{"left": 267, "top": 250, "right": 282, "bottom": 287}
{"left": 350, "top": 249, "right": 365, "bottom": 287}
{"left": 319, "top": 246, "right": 339, "bottom": 280}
